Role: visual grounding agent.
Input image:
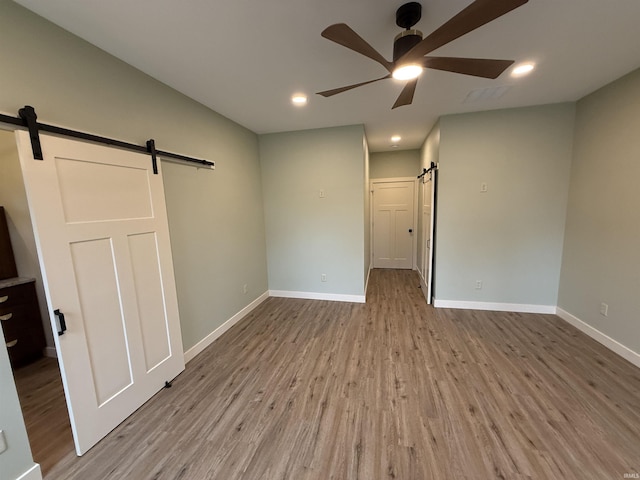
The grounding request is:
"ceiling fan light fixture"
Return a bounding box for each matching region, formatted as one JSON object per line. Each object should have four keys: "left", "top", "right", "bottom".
{"left": 291, "top": 94, "right": 308, "bottom": 105}
{"left": 392, "top": 64, "right": 423, "bottom": 81}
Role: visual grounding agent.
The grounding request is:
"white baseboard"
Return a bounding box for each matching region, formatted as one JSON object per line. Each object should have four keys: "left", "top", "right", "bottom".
{"left": 184, "top": 287, "right": 367, "bottom": 364}
{"left": 183, "top": 291, "right": 269, "bottom": 364}
{"left": 433, "top": 299, "right": 556, "bottom": 314}
{"left": 430, "top": 300, "right": 639, "bottom": 368}
{"left": 44, "top": 346, "right": 57, "bottom": 358}
{"left": 556, "top": 308, "right": 640, "bottom": 368}
{"left": 16, "top": 463, "right": 42, "bottom": 480}
{"left": 269, "top": 290, "right": 366, "bottom": 304}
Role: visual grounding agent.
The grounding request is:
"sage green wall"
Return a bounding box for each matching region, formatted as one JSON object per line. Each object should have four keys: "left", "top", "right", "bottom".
{"left": 436, "top": 104, "right": 575, "bottom": 306}
{"left": 0, "top": 0, "right": 268, "bottom": 354}
{"left": 259, "top": 126, "right": 366, "bottom": 296}
{"left": 0, "top": 3, "right": 268, "bottom": 472}
{"left": 558, "top": 68, "right": 640, "bottom": 354}
{"left": 370, "top": 149, "right": 421, "bottom": 179}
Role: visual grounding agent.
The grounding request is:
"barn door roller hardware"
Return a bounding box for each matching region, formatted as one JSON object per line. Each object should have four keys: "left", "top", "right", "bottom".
{"left": 18, "top": 106, "right": 42, "bottom": 160}
{"left": 1, "top": 106, "right": 215, "bottom": 172}
{"left": 417, "top": 161, "right": 437, "bottom": 179}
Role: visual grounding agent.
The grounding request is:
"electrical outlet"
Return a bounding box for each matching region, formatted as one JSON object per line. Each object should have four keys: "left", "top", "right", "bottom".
{"left": 242, "top": 284, "right": 248, "bottom": 294}
{"left": 0, "top": 430, "right": 7, "bottom": 454}
{"left": 600, "top": 302, "right": 608, "bottom": 317}
{"left": 480, "top": 182, "right": 488, "bottom": 193}
{"left": 475, "top": 280, "right": 482, "bottom": 290}
{"left": 319, "top": 189, "right": 326, "bottom": 198}
{"left": 321, "top": 274, "right": 327, "bottom": 282}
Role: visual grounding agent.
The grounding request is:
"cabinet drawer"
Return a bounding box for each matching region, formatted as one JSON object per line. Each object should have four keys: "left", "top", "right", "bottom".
{"left": 0, "top": 300, "right": 38, "bottom": 319}
{"left": 0, "top": 283, "right": 37, "bottom": 308}
{"left": 4, "top": 332, "right": 44, "bottom": 367}
{"left": 1, "top": 303, "right": 39, "bottom": 336}
{"left": 0, "top": 281, "right": 46, "bottom": 368}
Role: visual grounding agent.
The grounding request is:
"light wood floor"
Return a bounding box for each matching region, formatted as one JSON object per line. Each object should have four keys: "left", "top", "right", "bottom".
{"left": 21, "top": 269, "right": 640, "bottom": 479}
{"left": 13, "top": 356, "right": 74, "bottom": 475}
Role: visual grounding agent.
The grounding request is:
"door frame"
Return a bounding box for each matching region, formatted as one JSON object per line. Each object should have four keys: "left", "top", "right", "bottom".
{"left": 370, "top": 177, "right": 419, "bottom": 270}
{"left": 0, "top": 122, "right": 66, "bottom": 473}
{"left": 0, "top": 124, "right": 52, "bottom": 339}
{"left": 418, "top": 167, "right": 437, "bottom": 304}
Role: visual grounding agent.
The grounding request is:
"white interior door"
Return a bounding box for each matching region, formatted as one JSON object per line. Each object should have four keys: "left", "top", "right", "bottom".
{"left": 421, "top": 178, "right": 432, "bottom": 281}
{"left": 426, "top": 169, "right": 436, "bottom": 302}
{"left": 15, "top": 130, "right": 185, "bottom": 455}
{"left": 419, "top": 172, "right": 436, "bottom": 304}
{"left": 372, "top": 181, "right": 415, "bottom": 269}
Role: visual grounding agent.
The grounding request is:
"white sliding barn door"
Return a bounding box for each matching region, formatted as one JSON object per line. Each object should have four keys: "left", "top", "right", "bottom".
{"left": 15, "top": 131, "right": 185, "bottom": 455}
{"left": 420, "top": 174, "right": 435, "bottom": 304}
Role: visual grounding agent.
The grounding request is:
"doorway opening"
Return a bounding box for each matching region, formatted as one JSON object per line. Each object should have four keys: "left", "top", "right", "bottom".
{"left": 368, "top": 167, "right": 437, "bottom": 305}
{"left": 370, "top": 178, "right": 418, "bottom": 270}
{"left": 417, "top": 166, "right": 437, "bottom": 304}
{"left": 0, "top": 128, "right": 74, "bottom": 476}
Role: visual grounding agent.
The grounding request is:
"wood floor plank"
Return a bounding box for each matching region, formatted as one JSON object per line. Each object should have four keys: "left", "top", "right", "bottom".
{"left": 12, "top": 269, "right": 640, "bottom": 479}
{"left": 12, "top": 356, "right": 74, "bottom": 476}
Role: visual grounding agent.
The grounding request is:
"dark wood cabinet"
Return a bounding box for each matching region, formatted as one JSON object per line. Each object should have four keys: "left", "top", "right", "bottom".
{"left": 0, "top": 206, "right": 46, "bottom": 367}
{"left": 1, "top": 278, "right": 46, "bottom": 367}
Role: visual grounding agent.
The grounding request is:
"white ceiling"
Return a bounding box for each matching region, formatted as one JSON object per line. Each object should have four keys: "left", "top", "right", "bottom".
{"left": 14, "top": 0, "right": 640, "bottom": 152}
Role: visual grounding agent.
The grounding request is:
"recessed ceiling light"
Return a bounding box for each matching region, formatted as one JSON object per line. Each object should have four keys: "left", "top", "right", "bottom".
{"left": 291, "top": 94, "right": 308, "bottom": 106}
{"left": 392, "top": 64, "right": 423, "bottom": 81}
{"left": 391, "top": 135, "right": 402, "bottom": 143}
{"left": 511, "top": 63, "right": 535, "bottom": 77}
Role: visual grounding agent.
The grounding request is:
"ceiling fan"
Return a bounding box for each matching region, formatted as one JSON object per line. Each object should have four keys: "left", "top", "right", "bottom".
{"left": 317, "top": 0, "right": 529, "bottom": 109}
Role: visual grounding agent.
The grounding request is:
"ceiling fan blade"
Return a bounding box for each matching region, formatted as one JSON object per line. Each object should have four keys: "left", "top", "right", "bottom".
{"left": 321, "top": 24, "right": 393, "bottom": 72}
{"left": 401, "top": 0, "right": 528, "bottom": 62}
{"left": 422, "top": 57, "right": 514, "bottom": 79}
{"left": 392, "top": 79, "right": 418, "bottom": 109}
{"left": 317, "top": 74, "right": 391, "bottom": 97}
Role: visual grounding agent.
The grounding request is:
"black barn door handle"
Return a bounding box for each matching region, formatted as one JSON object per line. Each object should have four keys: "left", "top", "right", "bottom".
{"left": 54, "top": 309, "right": 67, "bottom": 336}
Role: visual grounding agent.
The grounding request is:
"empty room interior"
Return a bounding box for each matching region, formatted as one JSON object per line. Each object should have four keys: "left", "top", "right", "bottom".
{"left": 1, "top": 0, "right": 639, "bottom": 479}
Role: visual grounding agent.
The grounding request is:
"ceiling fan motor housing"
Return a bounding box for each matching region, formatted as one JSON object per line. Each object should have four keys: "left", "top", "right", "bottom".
{"left": 394, "top": 2, "right": 423, "bottom": 62}
{"left": 396, "top": 2, "right": 422, "bottom": 29}
{"left": 393, "top": 30, "right": 423, "bottom": 62}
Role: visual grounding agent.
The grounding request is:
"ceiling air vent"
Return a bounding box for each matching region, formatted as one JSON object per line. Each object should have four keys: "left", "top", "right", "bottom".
{"left": 463, "top": 85, "right": 511, "bottom": 104}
